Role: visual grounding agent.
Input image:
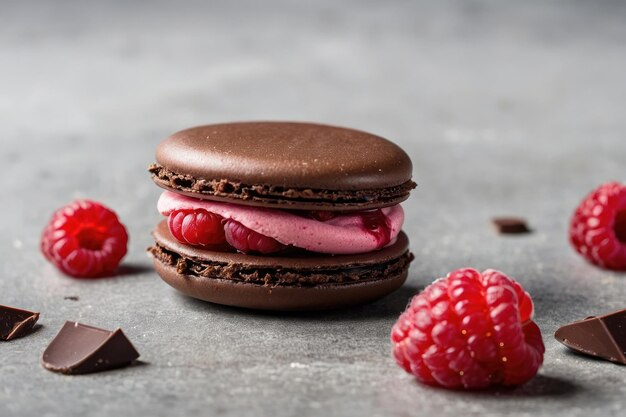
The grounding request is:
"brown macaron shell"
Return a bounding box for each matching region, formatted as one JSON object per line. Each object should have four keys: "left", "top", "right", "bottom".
{"left": 150, "top": 221, "right": 412, "bottom": 311}
{"left": 150, "top": 121, "right": 415, "bottom": 210}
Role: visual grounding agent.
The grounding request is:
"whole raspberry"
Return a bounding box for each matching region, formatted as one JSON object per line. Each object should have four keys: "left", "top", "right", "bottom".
{"left": 41, "top": 200, "right": 128, "bottom": 278}
{"left": 391, "top": 268, "right": 544, "bottom": 389}
{"left": 223, "top": 220, "right": 286, "bottom": 254}
{"left": 168, "top": 209, "right": 226, "bottom": 246}
{"left": 569, "top": 181, "right": 626, "bottom": 270}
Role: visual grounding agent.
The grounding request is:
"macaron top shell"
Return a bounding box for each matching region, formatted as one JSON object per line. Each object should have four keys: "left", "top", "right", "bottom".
{"left": 150, "top": 122, "right": 415, "bottom": 210}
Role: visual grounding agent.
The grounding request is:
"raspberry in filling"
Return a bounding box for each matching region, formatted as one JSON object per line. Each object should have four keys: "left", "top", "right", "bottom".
{"left": 357, "top": 210, "right": 392, "bottom": 249}
{"left": 306, "top": 210, "right": 337, "bottom": 222}
{"left": 224, "top": 220, "right": 287, "bottom": 254}
{"left": 168, "top": 209, "right": 226, "bottom": 246}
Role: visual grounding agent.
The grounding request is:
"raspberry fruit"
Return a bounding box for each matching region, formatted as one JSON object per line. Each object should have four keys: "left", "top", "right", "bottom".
{"left": 224, "top": 220, "right": 286, "bottom": 254}
{"left": 391, "top": 268, "right": 544, "bottom": 389}
{"left": 41, "top": 200, "right": 128, "bottom": 278}
{"left": 307, "top": 211, "right": 337, "bottom": 222}
{"left": 569, "top": 181, "right": 626, "bottom": 270}
{"left": 168, "top": 209, "right": 226, "bottom": 246}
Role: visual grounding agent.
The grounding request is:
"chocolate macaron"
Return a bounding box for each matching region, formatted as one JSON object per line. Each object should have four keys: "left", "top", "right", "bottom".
{"left": 148, "top": 122, "right": 416, "bottom": 310}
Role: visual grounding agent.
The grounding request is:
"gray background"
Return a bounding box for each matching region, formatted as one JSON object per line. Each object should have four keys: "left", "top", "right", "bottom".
{"left": 1, "top": 0, "right": 625, "bottom": 416}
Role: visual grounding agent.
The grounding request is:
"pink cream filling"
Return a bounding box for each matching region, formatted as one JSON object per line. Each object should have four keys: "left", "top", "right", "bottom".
{"left": 157, "top": 191, "right": 404, "bottom": 255}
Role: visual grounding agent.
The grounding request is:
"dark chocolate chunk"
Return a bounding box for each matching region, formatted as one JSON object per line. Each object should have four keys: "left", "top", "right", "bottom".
{"left": 0, "top": 305, "right": 39, "bottom": 341}
{"left": 491, "top": 217, "right": 531, "bottom": 234}
{"left": 42, "top": 321, "right": 140, "bottom": 374}
{"left": 555, "top": 308, "right": 626, "bottom": 364}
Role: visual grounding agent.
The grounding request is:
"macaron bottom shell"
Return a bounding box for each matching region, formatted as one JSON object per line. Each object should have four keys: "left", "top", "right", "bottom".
{"left": 149, "top": 220, "right": 413, "bottom": 311}
{"left": 153, "top": 260, "right": 409, "bottom": 311}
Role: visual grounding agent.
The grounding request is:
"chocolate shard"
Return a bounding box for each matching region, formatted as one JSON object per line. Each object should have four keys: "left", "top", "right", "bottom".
{"left": 555, "top": 308, "right": 626, "bottom": 364}
{"left": 491, "top": 217, "right": 531, "bottom": 234}
{"left": 0, "top": 304, "right": 40, "bottom": 341}
{"left": 42, "top": 321, "right": 140, "bottom": 374}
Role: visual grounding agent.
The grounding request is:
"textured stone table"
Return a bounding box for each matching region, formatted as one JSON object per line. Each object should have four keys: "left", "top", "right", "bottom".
{"left": 1, "top": 1, "right": 625, "bottom": 416}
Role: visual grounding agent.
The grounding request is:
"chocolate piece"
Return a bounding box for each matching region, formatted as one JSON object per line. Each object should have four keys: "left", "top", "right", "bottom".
{"left": 491, "top": 217, "right": 531, "bottom": 234}
{"left": 555, "top": 309, "right": 626, "bottom": 364}
{"left": 0, "top": 305, "right": 39, "bottom": 341}
{"left": 149, "top": 220, "right": 412, "bottom": 310}
{"left": 42, "top": 321, "right": 140, "bottom": 374}
{"left": 150, "top": 122, "right": 416, "bottom": 210}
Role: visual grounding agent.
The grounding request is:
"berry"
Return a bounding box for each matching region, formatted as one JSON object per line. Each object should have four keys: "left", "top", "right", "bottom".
{"left": 307, "top": 210, "right": 337, "bottom": 222}
{"left": 223, "top": 220, "right": 286, "bottom": 254}
{"left": 569, "top": 181, "right": 626, "bottom": 270}
{"left": 391, "top": 268, "right": 544, "bottom": 389}
{"left": 168, "top": 209, "right": 226, "bottom": 246}
{"left": 358, "top": 209, "right": 392, "bottom": 249}
{"left": 41, "top": 200, "right": 128, "bottom": 278}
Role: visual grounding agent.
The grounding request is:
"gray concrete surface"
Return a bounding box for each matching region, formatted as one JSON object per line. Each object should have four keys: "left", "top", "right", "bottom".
{"left": 1, "top": 0, "right": 626, "bottom": 416}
